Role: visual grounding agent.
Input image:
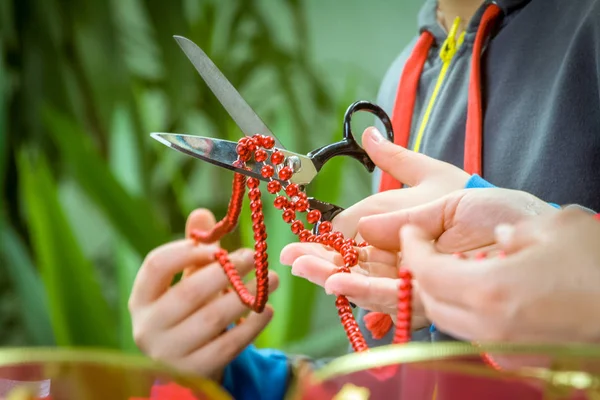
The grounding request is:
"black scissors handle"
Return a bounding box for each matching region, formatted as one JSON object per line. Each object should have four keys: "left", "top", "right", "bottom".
{"left": 307, "top": 101, "right": 394, "bottom": 173}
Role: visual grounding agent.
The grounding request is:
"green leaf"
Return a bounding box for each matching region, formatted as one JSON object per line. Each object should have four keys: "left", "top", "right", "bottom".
{"left": 115, "top": 239, "right": 142, "bottom": 352}
{"left": 108, "top": 103, "right": 145, "bottom": 353}
{"left": 17, "top": 149, "right": 117, "bottom": 347}
{"left": 42, "top": 106, "right": 170, "bottom": 255}
{"left": 0, "top": 219, "right": 55, "bottom": 346}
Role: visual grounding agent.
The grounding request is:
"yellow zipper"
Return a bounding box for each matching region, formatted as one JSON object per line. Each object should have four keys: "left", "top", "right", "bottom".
{"left": 412, "top": 17, "right": 465, "bottom": 153}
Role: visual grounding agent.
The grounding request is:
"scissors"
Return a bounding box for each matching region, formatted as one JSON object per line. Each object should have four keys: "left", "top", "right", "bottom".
{"left": 151, "top": 36, "right": 394, "bottom": 232}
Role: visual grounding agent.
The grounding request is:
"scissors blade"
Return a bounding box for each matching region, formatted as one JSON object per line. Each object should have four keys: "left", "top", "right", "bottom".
{"left": 173, "top": 35, "right": 285, "bottom": 150}
{"left": 151, "top": 133, "right": 318, "bottom": 185}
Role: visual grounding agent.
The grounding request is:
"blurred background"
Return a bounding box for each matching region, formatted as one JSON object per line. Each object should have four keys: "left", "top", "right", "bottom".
{"left": 0, "top": 0, "right": 421, "bottom": 359}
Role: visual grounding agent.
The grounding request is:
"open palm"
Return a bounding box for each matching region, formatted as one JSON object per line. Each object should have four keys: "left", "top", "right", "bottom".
{"left": 358, "top": 188, "right": 559, "bottom": 255}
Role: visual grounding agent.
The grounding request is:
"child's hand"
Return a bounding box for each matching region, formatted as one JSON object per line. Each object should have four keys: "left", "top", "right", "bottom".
{"left": 128, "top": 209, "right": 278, "bottom": 380}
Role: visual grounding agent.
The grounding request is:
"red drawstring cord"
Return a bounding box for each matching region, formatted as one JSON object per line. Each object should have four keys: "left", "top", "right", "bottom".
{"left": 378, "top": 31, "right": 434, "bottom": 193}
{"left": 464, "top": 4, "right": 503, "bottom": 175}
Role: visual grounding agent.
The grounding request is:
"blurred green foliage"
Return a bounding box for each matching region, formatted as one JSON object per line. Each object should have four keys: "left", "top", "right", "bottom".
{"left": 0, "top": 0, "right": 397, "bottom": 358}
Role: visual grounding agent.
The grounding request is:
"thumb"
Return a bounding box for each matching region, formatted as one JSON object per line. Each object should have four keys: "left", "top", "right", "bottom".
{"left": 362, "top": 127, "right": 446, "bottom": 187}
{"left": 399, "top": 225, "right": 439, "bottom": 274}
{"left": 185, "top": 208, "right": 218, "bottom": 240}
{"left": 184, "top": 208, "right": 219, "bottom": 277}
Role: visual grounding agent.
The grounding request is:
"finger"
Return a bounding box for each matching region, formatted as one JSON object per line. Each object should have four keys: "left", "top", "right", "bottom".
{"left": 361, "top": 126, "right": 449, "bottom": 187}
{"left": 182, "top": 305, "right": 275, "bottom": 376}
{"left": 401, "top": 225, "right": 492, "bottom": 306}
{"left": 290, "top": 255, "right": 340, "bottom": 287}
{"left": 130, "top": 240, "right": 222, "bottom": 309}
{"left": 165, "top": 270, "right": 279, "bottom": 357}
{"left": 184, "top": 209, "right": 219, "bottom": 276}
{"left": 323, "top": 274, "right": 398, "bottom": 310}
{"left": 148, "top": 248, "right": 255, "bottom": 327}
{"left": 280, "top": 242, "right": 341, "bottom": 267}
{"left": 356, "top": 246, "right": 398, "bottom": 278}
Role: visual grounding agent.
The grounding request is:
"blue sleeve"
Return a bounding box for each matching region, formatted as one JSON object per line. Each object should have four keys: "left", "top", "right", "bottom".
{"left": 221, "top": 344, "right": 290, "bottom": 400}
{"left": 464, "top": 174, "right": 560, "bottom": 209}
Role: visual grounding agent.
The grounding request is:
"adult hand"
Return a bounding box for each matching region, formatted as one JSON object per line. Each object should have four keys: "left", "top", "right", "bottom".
{"left": 401, "top": 208, "right": 600, "bottom": 343}
{"left": 358, "top": 187, "right": 558, "bottom": 253}
{"left": 280, "top": 127, "right": 470, "bottom": 329}
{"left": 129, "top": 209, "right": 278, "bottom": 380}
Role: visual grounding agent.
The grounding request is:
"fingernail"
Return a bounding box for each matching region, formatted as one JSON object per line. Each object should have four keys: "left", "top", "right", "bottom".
{"left": 495, "top": 224, "right": 515, "bottom": 244}
{"left": 291, "top": 266, "right": 304, "bottom": 277}
{"left": 368, "top": 127, "right": 384, "bottom": 143}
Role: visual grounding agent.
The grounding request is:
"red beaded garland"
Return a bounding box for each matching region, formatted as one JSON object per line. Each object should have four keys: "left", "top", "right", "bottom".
{"left": 188, "top": 133, "right": 416, "bottom": 357}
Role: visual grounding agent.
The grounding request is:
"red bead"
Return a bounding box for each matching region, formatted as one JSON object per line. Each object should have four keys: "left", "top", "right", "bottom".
{"left": 246, "top": 137, "right": 257, "bottom": 152}
{"left": 298, "top": 230, "right": 311, "bottom": 242}
{"left": 285, "top": 184, "right": 299, "bottom": 197}
{"left": 398, "top": 280, "right": 411, "bottom": 291}
{"left": 251, "top": 211, "right": 262, "bottom": 223}
{"left": 296, "top": 192, "right": 307, "bottom": 201}
{"left": 290, "top": 220, "right": 304, "bottom": 234}
{"left": 332, "top": 238, "right": 344, "bottom": 251}
{"left": 340, "top": 244, "right": 353, "bottom": 255}
{"left": 267, "top": 180, "right": 281, "bottom": 194}
{"left": 398, "top": 269, "right": 412, "bottom": 279}
{"left": 287, "top": 201, "right": 296, "bottom": 210}
{"left": 261, "top": 165, "right": 274, "bottom": 178}
{"left": 248, "top": 188, "right": 261, "bottom": 200}
{"left": 236, "top": 147, "right": 251, "bottom": 162}
{"left": 254, "top": 149, "right": 268, "bottom": 162}
{"left": 252, "top": 134, "right": 265, "bottom": 147}
{"left": 278, "top": 166, "right": 293, "bottom": 181}
{"left": 253, "top": 222, "right": 266, "bottom": 232}
{"left": 343, "top": 252, "right": 358, "bottom": 266}
{"left": 273, "top": 196, "right": 288, "bottom": 209}
{"left": 282, "top": 209, "right": 296, "bottom": 223}
{"left": 307, "top": 209, "right": 322, "bottom": 224}
{"left": 475, "top": 251, "right": 488, "bottom": 260}
{"left": 255, "top": 241, "right": 267, "bottom": 252}
{"left": 214, "top": 249, "right": 228, "bottom": 259}
{"left": 319, "top": 221, "right": 332, "bottom": 234}
{"left": 262, "top": 136, "right": 275, "bottom": 149}
{"left": 295, "top": 199, "right": 309, "bottom": 212}
{"left": 253, "top": 231, "right": 267, "bottom": 241}
{"left": 345, "top": 238, "right": 357, "bottom": 247}
{"left": 250, "top": 200, "right": 262, "bottom": 212}
{"left": 247, "top": 178, "right": 260, "bottom": 189}
{"left": 271, "top": 151, "right": 284, "bottom": 165}
{"left": 398, "top": 291, "right": 410, "bottom": 301}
